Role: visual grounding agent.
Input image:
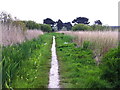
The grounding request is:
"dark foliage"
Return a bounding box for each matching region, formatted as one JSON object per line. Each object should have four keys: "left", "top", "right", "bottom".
{"left": 95, "top": 20, "right": 102, "bottom": 25}
{"left": 56, "top": 19, "right": 63, "bottom": 30}
{"left": 43, "top": 18, "right": 55, "bottom": 26}
{"left": 63, "top": 22, "right": 72, "bottom": 30}
{"left": 72, "top": 17, "right": 90, "bottom": 24}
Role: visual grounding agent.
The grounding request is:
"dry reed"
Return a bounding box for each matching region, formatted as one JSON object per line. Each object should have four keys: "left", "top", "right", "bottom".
{"left": 25, "top": 30, "right": 43, "bottom": 40}
{"left": 58, "top": 30, "right": 118, "bottom": 64}
{"left": 0, "top": 23, "right": 43, "bottom": 46}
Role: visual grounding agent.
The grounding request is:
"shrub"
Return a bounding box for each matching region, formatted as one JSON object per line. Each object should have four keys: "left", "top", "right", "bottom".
{"left": 41, "top": 24, "right": 52, "bottom": 32}
{"left": 100, "top": 47, "right": 120, "bottom": 87}
{"left": 91, "top": 25, "right": 109, "bottom": 31}
{"left": 72, "top": 24, "right": 92, "bottom": 31}
{"left": 12, "top": 21, "right": 27, "bottom": 31}
{"left": 22, "top": 20, "right": 41, "bottom": 30}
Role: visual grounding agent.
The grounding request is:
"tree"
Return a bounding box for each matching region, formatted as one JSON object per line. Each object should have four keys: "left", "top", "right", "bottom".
{"left": 0, "top": 12, "right": 12, "bottom": 23}
{"left": 94, "top": 20, "right": 102, "bottom": 25}
{"left": 41, "top": 24, "right": 52, "bottom": 32}
{"left": 56, "top": 19, "right": 63, "bottom": 31}
{"left": 91, "top": 25, "right": 107, "bottom": 31}
{"left": 72, "top": 17, "right": 90, "bottom": 24}
{"left": 63, "top": 22, "right": 72, "bottom": 30}
{"left": 43, "top": 18, "right": 55, "bottom": 26}
{"left": 12, "top": 21, "right": 27, "bottom": 31}
{"left": 22, "top": 20, "right": 41, "bottom": 30}
{"left": 0, "top": 12, "right": 27, "bottom": 32}
{"left": 72, "top": 24, "right": 92, "bottom": 31}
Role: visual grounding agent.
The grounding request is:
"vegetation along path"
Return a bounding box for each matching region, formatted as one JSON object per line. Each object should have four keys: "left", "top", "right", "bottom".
{"left": 2, "top": 33, "right": 119, "bottom": 88}
{"left": 2, "top": 34, "right": 53, "bottom": 88}
{"left": 54, "top": 33, "right": 119, "bottom": 88}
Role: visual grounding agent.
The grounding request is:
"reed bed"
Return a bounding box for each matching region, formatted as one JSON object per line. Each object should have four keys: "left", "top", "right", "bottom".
{"left": 25, "top": 30, "right": 43, "bottom": 40}
{"left": 58, "top": 31, "right": 118, "bottom": 63}
{"left": 0, "top": 23, "right": 43, "bottom": 46}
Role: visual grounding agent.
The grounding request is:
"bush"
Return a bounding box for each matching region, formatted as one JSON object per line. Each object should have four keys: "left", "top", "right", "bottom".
{"left": 72, "top": 24, "right": 92, "bottom": 31}
{"left": 22, "top": 20, "right": 41, "bottom": 30}
{"left": 100, "top": 47, "right": 120, "bottom": 87}
{"left": 91, "top": 25, "right": 109, "bottom": 31}
{"left": 12, "top": 21, "right": 27, "bottom": 31}
{"left": 41, "top": 24, "right": 52, "bottom": 32}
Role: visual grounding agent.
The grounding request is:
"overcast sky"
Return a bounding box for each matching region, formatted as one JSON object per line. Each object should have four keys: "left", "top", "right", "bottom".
{"left": 0, "top": 0, "right": 119, "bottom": 26}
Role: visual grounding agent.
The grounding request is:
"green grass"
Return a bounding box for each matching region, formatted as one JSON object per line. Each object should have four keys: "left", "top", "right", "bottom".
{"left": 2, "top": 34, "right": 52, "bottom": 88}
{"left": 2, "top": 32, "right": 118, "bottom": 88}
{"left": 100, "top": 47, "right": 120, "bottom": 88}
{"left": 55, "top": 33, "right": 111, "bottom": 88}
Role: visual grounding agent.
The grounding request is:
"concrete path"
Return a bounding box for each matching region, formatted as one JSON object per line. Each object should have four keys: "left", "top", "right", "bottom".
{"left": 48, "top": 36, "right": 60, "bottom": 88}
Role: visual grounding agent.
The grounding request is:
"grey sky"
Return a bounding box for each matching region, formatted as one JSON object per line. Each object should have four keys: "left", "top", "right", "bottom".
{"left": 0, "top": 0, "right": 119, "bottom": 26}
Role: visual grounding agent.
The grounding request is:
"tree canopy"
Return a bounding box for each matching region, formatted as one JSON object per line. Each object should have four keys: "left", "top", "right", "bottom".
{"left": 22, "top": 20, "right": 41, "bottom": 30}
{"left": 63, "top": 22, "right": 72, "bottom": 30}
{"left": 72, "top": 17, "right": 90, "bottom": 24}
{"left": 94, "top": 20, "right": 102, "bottom": 25}
{"left": 43, "top": 18, "right": 55, "bottom": 26}
{"left": 41, "top": 24, "right": 52, "bottom": 32}
{"left": 56, "top": 19, "right": 63, "bottom": 31}
{"left": 72, "top": 24, "right": 92, "bottom": 31}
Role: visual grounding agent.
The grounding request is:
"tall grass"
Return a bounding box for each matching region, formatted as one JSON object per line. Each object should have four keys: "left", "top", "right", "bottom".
{"left": 0, "top": 23, "right": 2, "bottom": 89}
{"left": 0, "top": 22, "right": 44, "bottom": 88}
{"left": 0, "top": 23, "right": 43, "bottom": 46}
{"left": 25, "top": 30, "right": 43, "bottom": 40}
{"left": 2, "top": 34, "right": 52, "bottom": 88}
{"left": 58, "top": 31, "right": 118, "bottom": 64}
{"left": 54, "top": 33, "right": 111, "bottom": 88}
{"left": 0, "top": 24, "right": 2, "bottom": 46}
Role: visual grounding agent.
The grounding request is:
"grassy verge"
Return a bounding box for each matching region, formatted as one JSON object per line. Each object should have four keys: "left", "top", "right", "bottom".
{"left": 2, "top": 34, "right": 52, "bottom": 88}
{"left": 55, "top": 33, "right": 111, "bottom": 88}
{"left": 2, "top": 32, "right": 119, "bottom": 88}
